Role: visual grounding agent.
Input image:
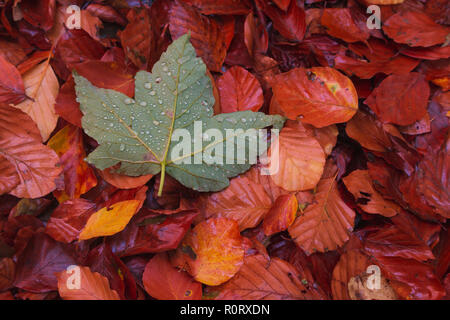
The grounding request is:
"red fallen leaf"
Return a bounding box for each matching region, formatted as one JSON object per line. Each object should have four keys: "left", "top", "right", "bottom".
{"left": 45, "top": 199, "right": 97, "bottom": 243}
{"left": 0, "top": 106, "right": 62, "bottom": 199}
{"left": 73, "top": 61, "right": 135, "bottom": 97}
{"left": 244, "top": 13, "right": 268, "bottom": 57}
{"left": 57, "top": 266, "right": 120, "bottom": 300}
{"left": 0, "top": 257, "right": 15, "bottom": 291}
{"left": 365, "top": 73, "right": 430, "bottom": 126}
{"left": 119, "top": 8, "right": 154, "bottom": 70}
{"left": 262, "top": 194, "right": 298, "bottom": 236}
{"left": 54, "top": 76, "right": 83, "bottom": 127}
{"left": 19, "top": 0, "right": 56, "bottom": 31}
{"left": 364, "top": 225, "right": 435, "bottom": 262}
{"left": 217, "top": 66, "right": 264, "bottom": 113}
{"left": 169, "top": 1, "right": 227, "bottom": 72}
{"left": 334, "top": 51, "right": 420, "bottom": 80}
{"left": 267, "top": 126, "right": 326, "bottom": 191}
{"left": 342, "top": 169, "right": 399, "bottom": 217}
{"left": 16, "top": 50, "right": 51, "bottom": 75}
{"left": 0, "top": 39, "right": 27, "bottom": 66}
{"left": 143, "top": 252, "right": 202, "bottom": 300}
{"left": 48, "top": 124, "right": 97, "bottom": 203}
{"left": 0, "top": 155, "right": 18, "bottom": 195}
{"left": 181, "top": 0, "right": 250, "bottom": 15}
{"left": 85, "top": 3, "right": 127, "bottom": 26}
{"left": 216, "top": 254, "right": 326, "bottom": 299}
{"left": 289, "top": 176, "right": 355, "bottom": 254}
{"left": 272, "top": 67, "right": 358, "bottom": 127}
{"left": 321, "top": 8, "right": 369, "bottom": 43}
{"left": 0, "top": 55, "right": 26, "bottom": 104}
{"left": 9, "top": 198, "right": 52, "bottom": 219}
{"left": 400, "top": 45, "right": 450, "bottom": 61}
{"left": 256, "top": 0, "right": 306, "bottom": 42}
{"left": 14, "top": 233, "right": 77, "bottom": 293}
{"left": 86, "top": 243, "right": 137, "bottom": 300}
{"left": 178, "top": 217, "right": 245, "bottom": 286}
{"left": 99, "top": 167, "right": 152, "bottom": 190}
{"left": 400, "top": 141, "right": 449, "bottom": 219}
{"left": 54, "top": 29, "right": 106, "bottom": 74}
{"left": 200, "top": 175, "right": 272, "bottom": 231}
{"left": 107, "top": 209, "right": 198, "bottom": 257}
{"left": 383, "top": 11, "right": 450, "bottom": 47}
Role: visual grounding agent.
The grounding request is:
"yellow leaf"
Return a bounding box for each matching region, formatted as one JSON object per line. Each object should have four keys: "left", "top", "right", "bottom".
{"left": 13, "top": 60, "right": 59, "bottom": 141}
{"left": 79, "top": 200, "right": 142, "bottom": 240}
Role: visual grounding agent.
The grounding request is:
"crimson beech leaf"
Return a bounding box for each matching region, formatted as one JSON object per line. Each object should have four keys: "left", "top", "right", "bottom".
{"left": 75, "top": 34, "right": 284, "bottom": 196}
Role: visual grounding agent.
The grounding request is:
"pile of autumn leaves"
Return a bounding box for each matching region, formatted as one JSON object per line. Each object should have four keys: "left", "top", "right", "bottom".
{"left": 0, "top": 0, "right": 449, "bottom": 300}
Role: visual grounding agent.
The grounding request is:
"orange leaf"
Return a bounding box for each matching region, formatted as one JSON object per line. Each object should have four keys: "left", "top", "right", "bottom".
{"left": 181, "top": 217, "right": 244, "bottom": 286}
{"left": 216, "top": 254, "right": 326, "bottom": 299}
{"left": 143, "top": 253, "right": 202, "bottom": 300}
{"left": 288, "top": 177, "right": 355, "bottom": 254}
{"left": 201, "top": 175, "right": 272, "bottom": 231}
{"left": 267, "top": 127, "right": 326, "bottom": 191}
{"left": 48, "top": 124, "right": 97, "bottom": 203}
{"left": 57, "top": 266, "right": 120, "bottom": 300}
{"left": 263, "top": 194, "right": 298, "bottom": 236}
{"left": 79, "top": 200, "right": 143, "bottom": 240}
{"left": 342, "top": 170, "right": 399, "bottom": 217}
{"left": 331, "top": 249, "right": 372, "bottom": 300}
{"left": 217, "top": 66, "right": 264, "bottom": 113}
{"left": 12, "top": 60, "right": 59, "bottom": 141}
{"left": 272, "top": 67, "right": 358, "bottom": 127}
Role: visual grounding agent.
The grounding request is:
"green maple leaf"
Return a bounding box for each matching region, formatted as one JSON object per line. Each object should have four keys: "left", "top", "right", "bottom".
{"left": 75, "top": 34, "right": 285, "bottom": 196}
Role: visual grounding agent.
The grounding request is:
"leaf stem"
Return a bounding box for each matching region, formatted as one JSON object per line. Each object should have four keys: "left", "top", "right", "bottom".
{"left": 158, "top": 162, "right": 166, "bottom": 197}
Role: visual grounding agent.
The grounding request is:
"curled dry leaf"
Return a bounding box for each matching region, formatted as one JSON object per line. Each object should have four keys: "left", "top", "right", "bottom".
{"left": 267, "top": 127, "right": 326, "bottom": 192}
{"left": 57, "top": 266, "right": 120, "bottom": 300}
{"left": 12, "top": 60, "right": 59, "bottom": 141}
{"left": 272, "top": 67, "right": 358, "bottom": 127}
{"left": 180, "top": 217, "right": 245, "bottom": 286}
{"left": 216, "top": 254, "right": 326, "bottom": 299}
{"left": 289, "top": 177, "right": 355, "bottom": 254}
{"left": 201, "top": 175, "right": 272, "bottom": 231}
{"left": 79, "top": 200, "right": 143, "bottom": 240}
{"left": 217, "top": 66, "right": 264, "bottom": 113}
{"left": 143, "top": 253, "right": 202, "bottom": 300}
{"left": 342, "top": 170, "right": 399, "bottom": 217}
{"left": 262, "top": 194, "right": 298, "bottom": 236}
